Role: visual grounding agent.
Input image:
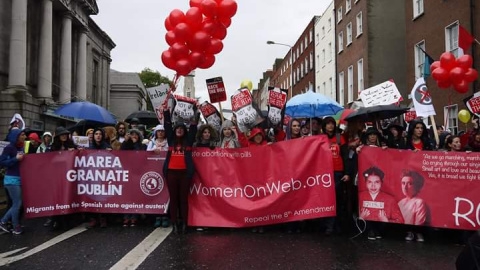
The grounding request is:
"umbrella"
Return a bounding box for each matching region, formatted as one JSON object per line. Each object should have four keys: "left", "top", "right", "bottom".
{"left": 285, "top": 90, "right": 343, "bottom": 118}
{"left": 333, "top": 109, "right": 356, "bottom": 124}
{"left": 125, "top": 110, "right": 159, "bottom": 126}
{"left": 54, "top": 101, "right": 116, "bottom": 124}
{"left": 345, "top": 104, "right": 409, "bottom": 122}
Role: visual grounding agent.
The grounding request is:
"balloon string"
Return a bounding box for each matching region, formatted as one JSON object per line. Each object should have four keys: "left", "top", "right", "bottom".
{"left": 162, "top": 73, "right": 180, "bottom": 111}
{"left": 444, "top": 92, "right": 453, "bottom": 129}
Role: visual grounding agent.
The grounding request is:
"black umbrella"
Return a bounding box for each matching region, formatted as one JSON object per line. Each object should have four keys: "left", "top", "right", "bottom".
{"left": 345, "top": 104, "right": 409, "bottom": 122}
{"left": 125, "top": 111, "right": 159, "bottom": 127}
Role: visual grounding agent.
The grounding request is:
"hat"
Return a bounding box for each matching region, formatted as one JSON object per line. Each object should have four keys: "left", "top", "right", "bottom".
{"left": 154, "top": 124, "right": 165, "bottom": 131}
{"left": 249, "top": 128, "right": 265, "bottom": 140}
{"left": 387, "top": 124, "right": 404, "bottom": 132}
{"left": 55, "top": 126, "right": 70, "bottom": 137}
{"left": 42, "top": 131, "right": 52, "bottom": 138}
{"left": 28, "top": 133, "right": 41, "bottom": 143}
{"left": 221, "top": 120, "right": 234, "bottom": 130}
{"left": 130, "top": 118, "right": 140, "bottom": 124}
{"left": 365, "top": 127, "right": 381, "bottom": 136}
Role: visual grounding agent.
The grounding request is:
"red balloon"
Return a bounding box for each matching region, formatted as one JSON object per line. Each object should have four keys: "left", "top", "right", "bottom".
{"left": 465, "top": 68, "right": 479, "bottom": 82}
{"left": 218, "top": 0, "right": 237, "bottom": 18}
{"left": 175, "top": 59, "right": 193, "bottom": 76}
{"left": 440, "top": 52, "right": 456, "bottom": 70}
{"left": 171, "top": 43, "right": 190, "bottom": 59}
{"left": 165, "top": 17, "right": 173, "bottom": 31}
{"left": 173, "top": 23, "right": 192, "bottom": 43}
{"left": 165, "top": 31, "right": 177, "bottom": 46}
{"left": 454, "top": 80, "right": 469, "bottom": 94}
{"left": 162, "top": 50, "right": 176, "bottom": 70}
{"left": 449, "top": 67, "right": 466, "bottom": 84}
{"left": 202, "top": 20, "right": 216, "bottom": 34}
{"left": 188, "top": 31, "right": 211, "bottom": 52}
{"left": 169, "top": 9, "right": 186, "bottom": 27}
{"left": 186, "top": 7, "right": 203, "bottom": 29}
{"left": 432, "top": 67, "right": 449, "bottom": 82}
{"left": 219, "top": 16, "right": 232, "bottom": 28}
{"left": 456, "top": 55, "right": 473, "bottom": 70}
{"left": 190, "top": 0, "right": 203, "bottom": 8}
{"left": 198, "top": 54, "right": 215, "bottom": 69}
{"left": 189, "top": 52, "right": 205, "bottom": 68}
{"left": 214, "top": 0, "right": 224, "bottom": 4}
{"left": 206, "top": 39, "right": 223, "bottom": 54}
{"left": 212, "top": 23, "right": 227, "bottom": 40}
{"left": 430, "top": 61, "right": 441, "bottom": 73}
{"left": 437, "top": 80, "right": 452, "bottom": 89}
{"left": 201, "top": 0, "right": 219, "bottom": 18}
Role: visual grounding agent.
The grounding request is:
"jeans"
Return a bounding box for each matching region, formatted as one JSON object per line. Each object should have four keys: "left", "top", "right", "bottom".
{"left": 1, "top": 185, "right": 22, "bottom": 227}
{"left": 325, "top": 172, "right": 345, "bottom": 232}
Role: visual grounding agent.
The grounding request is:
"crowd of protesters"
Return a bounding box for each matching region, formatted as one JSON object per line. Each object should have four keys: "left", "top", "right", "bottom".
{"left": 0, "top": 109, "right": 479, "bottom": 245}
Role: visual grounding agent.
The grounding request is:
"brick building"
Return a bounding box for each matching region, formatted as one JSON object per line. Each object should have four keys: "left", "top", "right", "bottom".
{"left": 405, "top": 0, "right": 479, "bottom": 133}
{"left": 335, "top": 0, "right": 407, "bottom": 107}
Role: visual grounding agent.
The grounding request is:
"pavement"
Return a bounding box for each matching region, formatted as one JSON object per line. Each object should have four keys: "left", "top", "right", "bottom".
{"left": 0, "top": 216, "right": 467, "bottom": 270}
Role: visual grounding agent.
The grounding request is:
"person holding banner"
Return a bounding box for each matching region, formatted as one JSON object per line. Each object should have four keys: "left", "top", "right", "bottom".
{"left": 398, "top": 170, "right": 427, "bottom": 242}
{"left": 446, "top": 135, "right": 463, "bottom": 152}
{"left": 217, "top": 120, "right": 240, "bottom": 149}
{"left": 286, "top": 119, "right": 302, "bottom": 140}
{"left": 147, "top": 125, "right": 169, "bottom": 152}
{"left": 193, "top": 124, "right": 218, "bottom": 149}
{"left": 85, "top": 129, "right": 94, "bottom": 148}
{"left": 386, "top": 124, "right": 406, "bottom": 149}
{"left": 36, "top": 132, "right": 52, "bottom": 153}
{"left": 467, "top": 118, "right": 480, "bottom": 152}
{"left": 404, "top": 120, "right": 433, "bottom": 151}
{"left": 301, "top": 120, "right": 310, "bottom": 137}
{"left": 0, "top": 129, "right": 26, "bottom": 235}
{"left": 115, "top": 121, "right": 128, "bottom": 143}
{"left": 359, "top": 166, "right": 404, "bottom": 240}
{"left": 163, "top": 110, "right": 198, "bottom": 234}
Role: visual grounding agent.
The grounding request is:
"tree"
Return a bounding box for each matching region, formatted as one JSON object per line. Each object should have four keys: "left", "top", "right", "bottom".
{"left": 138, "top": 68, "right": 172, "bottom": 111}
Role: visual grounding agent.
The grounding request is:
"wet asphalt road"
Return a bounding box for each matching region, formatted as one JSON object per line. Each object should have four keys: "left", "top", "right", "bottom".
{"left": 0, "top": 216, "right": 466, "bottom": 270}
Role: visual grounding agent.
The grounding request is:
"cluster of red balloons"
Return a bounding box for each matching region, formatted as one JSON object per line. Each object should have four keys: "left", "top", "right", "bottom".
{"left": 161, "top": 0, "right": 237, "bottom": 76}
{"left": 431, "top": 52, "right": 478, "bottom": 93}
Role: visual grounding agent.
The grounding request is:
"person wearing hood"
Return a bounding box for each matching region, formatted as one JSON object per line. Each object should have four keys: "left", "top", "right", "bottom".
{"left": 121, "top": 129, "right": 146, "bottom": 151}
{"left": 386, "top": 124, "right": 406, "bottom": 149}
{"left": 322, "top": 117, "right": 352, "bottom": 235}
{"left": 404, "top": 120, "right": 433, "bottom": 151}
{"left": 36, "top": 132, "right": 52, "bottom": 153}
{"left": 25, "top": 133, "right": 41, "bottom": 154}
{"left": 89, "top": 128, "right": 112, "bottom": 151}
{"left": 0, "top": 129, "right": 27, "bottom": 234}
{"left": 237, "top": 127, "right": 268, "bottom": 147}
{"left": 217, "top": 120, "right": 240, "bottom": 149}
{"left": 147, "top": 125, "right": 169, "bottom": 153}
{"left": 286, "top": 119, "right": 302, "bottom": 140}
{"left": 163, "top": 109, "right": 198, "bottom": 234}
{"left": 193, "top": 124, "right": 218, "bottom": 149}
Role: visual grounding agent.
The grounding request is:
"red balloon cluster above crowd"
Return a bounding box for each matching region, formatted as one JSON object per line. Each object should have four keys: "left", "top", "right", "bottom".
{"left": 431, "top": 52, "right": 478, "bottom": 93}
{"left": 161, "top": 0, "right": 238, "bottom": 76}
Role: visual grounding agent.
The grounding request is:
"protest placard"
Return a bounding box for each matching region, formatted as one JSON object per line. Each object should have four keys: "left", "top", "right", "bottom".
{"left": 206, "top": 77, "right": 227, "bottom": 103}
{"left": 72, "top": 136, "right": 89, "bottom": 148}
{"left": 359, "top": 80, "right": 403, "bottom": 107}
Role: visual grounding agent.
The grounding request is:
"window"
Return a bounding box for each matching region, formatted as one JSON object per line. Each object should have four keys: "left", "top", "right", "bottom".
{"left": 309, "top": 51, "right": 314, "bottom": 70}
{"left": 329, "top": 77, "right": 333, "bottom": 97}
{"left": 356, "top": 12, "right": 363, "bottom": 37}
{"left": 293, "top": 71, "right": 296, "bottom": 84}
{"left": 346, "top": 0, "right": 351, "bottom": 13}
{"left": 323, "top": 82, "right": 326, "bottom": 94}
{"left": 347, "top": 23, "right": 353, "bottom": 45}
{"left": 339, "top": 72, "right": 345, "bottom": 106}
{"left": 322, "top": 49, "right": 326, "bottom": 66}
{"left": 414, "top": 40, "right": 426, "bottom": 79}
{"left": 316, "top": 33, "right": 320, "bottom": 45}
{"left": 317, "top": 54, "right": 320, "bottom": 69}
{"left": 92, "top": 60, "right": 99, "bottom": 103}
{"left": 305, "top": 58, "right": 308, "bottom": 73}
{"left": 337, "top": 7, "right": 343, "bottom": 23}
{"left": 305, "top": 36, "right": 308, "bottom": 48}
{"left": 357, "top": 58, "right": 364, "bottom": 92}
{"left": 297, "top": 48, "right": 300, "bottom": 59}
{"left": 297, "top": 67, "right": 300, "bottom": 82}
{"left": 413, "top": 0, "right": 424, "bottom": 18}
{"left": 338, "top": 31, "right": 344, "bottom": 52}
{"left": 322, "top": 26, "right": 325, "bottom": 38}
{"left": 444, "top": 104, "right": 458, "bottom": 134}
{"left": 348, "top": 65, "right": 353, "bottom": 103}
{"left": 301, "top": 63, "right": 304, "bottom": 78}
{"left": 328, "top": 42, "right": 332, "bottom": 61}
{"left": 328, "top": 18, "right": 332, "bottom": 31}
{"left": 301, "top": 42, "right": 304, "bottom": 54}
{"left": 446, "top": 22, "right": 459, "bottom": 57}
{"left": 309, "top": 29, "right": 313, "bottom": 43}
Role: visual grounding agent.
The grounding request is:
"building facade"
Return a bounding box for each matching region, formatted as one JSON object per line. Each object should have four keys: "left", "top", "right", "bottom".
{"left": 405, "top": 0, "right": 479, "bottom": 133}
{"left": 0, "top": 0, "right": 115, "bottom": 138}
{"left": 292, "top": 17, "right": 318, "bottom": 96}
{"left": 110, "top": 70, "right": 146, "bottom": 121}
{"left": 314, "top": 1, "right": 336, "bottom": 99}
{"left": 335, "top": 0, "right": 406, "bottom": 107}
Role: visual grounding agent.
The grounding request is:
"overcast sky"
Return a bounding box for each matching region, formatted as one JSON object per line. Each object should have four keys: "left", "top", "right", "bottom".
{"left": 94, "top": 0, "right": 331, "bottom": 108}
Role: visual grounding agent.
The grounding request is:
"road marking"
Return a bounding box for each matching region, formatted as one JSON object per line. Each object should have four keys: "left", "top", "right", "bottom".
{"left": 0, "top": 247, "right": 29, "bottom": 258}
{"left": 0, "top": 224, "right": 87, "bottom": 267}
{"left": 110, "top": 227, "right": 172, "bottom": 270}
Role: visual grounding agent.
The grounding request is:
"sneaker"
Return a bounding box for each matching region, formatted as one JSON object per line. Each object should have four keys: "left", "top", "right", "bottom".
{"left": 130, "top": 219, "right": 137, "bottom": 227}
{"left": 375, "top": 231, "right": 382, "bottom": 239}
{"left": 161, "top": 217, "right": 170, "bottom": 228}
{"left": 43, "top": 219, "right": 52, "bottom": 227}
{"left": 123, "top": 219, "right": 129, "bottom": 227}
{"left": 86, "top": 218, "right": 97, "bottom": 229}
{"left": 196, "top": 227, "right": 204, "bottom": 232}
{"left": 405, "top": 231, "right": 414, "bottom": 241}
{"left": 154, "top": 217, "right": 162, "bottom": 228}
{"left": 416, "top": 233, "right": 425, "bottom": 242}
{"left": 0, "top": 222, "right": 11, "bottom": 233}
{"left": 12, "top": 225, "right": 23, "bottom": 235}
{"left": 367, "top": 230, "right": 376, "bottom": 241}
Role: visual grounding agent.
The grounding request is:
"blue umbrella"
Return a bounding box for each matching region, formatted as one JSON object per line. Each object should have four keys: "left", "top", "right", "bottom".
{"left": 285, "top": 90, "right": 343, "bottom": 118}
{"left": 54, "top": 101, "right": 116, "bottom": 124}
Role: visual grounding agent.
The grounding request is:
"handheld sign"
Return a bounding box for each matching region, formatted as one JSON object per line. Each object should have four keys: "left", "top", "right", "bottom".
{"left": 72, "top": 136, "right": 89, "bottom": 148}
{"left": 146, "top": 84, "right": 170, "bottom": 124}
{"left": 465, "top": 92, "right": 480, "bottom": 117}
{"left": 267, "top": 87, "right": 287, "bottom": 126}
{"left": 199, "top": 102, "right": 222, "bottom": 132}
{"left": 206, "top": 77, "right": 227, "bottom": 103}
{"left": 359, "top": 80, "right": 403, "bottom": 107}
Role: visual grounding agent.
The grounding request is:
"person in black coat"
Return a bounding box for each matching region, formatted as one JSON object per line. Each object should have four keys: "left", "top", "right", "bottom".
{"left": 404, "top": 120, "right": 433, "bottom": 151}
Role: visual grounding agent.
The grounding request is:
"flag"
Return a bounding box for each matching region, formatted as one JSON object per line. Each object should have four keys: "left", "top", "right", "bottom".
{"left": 458, "top": 25, "right": 475, "bottom": 56}
{"left": 411, "top": 77, "right": 435, "bottom": 117}
{"left": 423, "top": 53, "right": 434, "bottom": 79}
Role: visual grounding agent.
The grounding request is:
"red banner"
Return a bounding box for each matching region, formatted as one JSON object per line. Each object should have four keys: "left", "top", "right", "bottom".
{"left": 21, "top": 151, "right": 169, "bottom": 218}
{"left": 206, "top": 77, "right": 227, "bottom": 103}
{"left": 359, "top": 147, "right": 480, "bottom": 230}
{"left": 189, "top": 136, "right": 336, "bottom": 227}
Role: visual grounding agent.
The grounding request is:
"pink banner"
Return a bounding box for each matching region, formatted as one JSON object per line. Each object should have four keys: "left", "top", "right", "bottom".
{"left": 21, "top": 151, "right": 169, "bottom": 218}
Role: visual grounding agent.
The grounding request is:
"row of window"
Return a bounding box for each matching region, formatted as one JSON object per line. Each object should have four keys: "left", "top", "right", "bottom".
{"left": 337, "top": 0, "right": 361, "bottom": 24}
{"left": 338, "top": 12, "right": 362, "bottom": 52}
{"left": 338, "top": 58, "right": 363, "bottom": 106}
{"left": 316, "top": 42, "right": 333, "bottom": 69}
{"left": 292, "top": 51, "right": 315, "bottom": 85}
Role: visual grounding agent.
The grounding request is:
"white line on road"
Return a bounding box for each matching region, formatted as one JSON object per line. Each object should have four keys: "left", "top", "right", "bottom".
{"left": 110, "top": 227, "right": 172, "bottom": 270}
{"left": 0, "top": 247, "right": 29, "bottom": 259}
{"left": 0, "top": 224, "right": 87, "bottom": 267}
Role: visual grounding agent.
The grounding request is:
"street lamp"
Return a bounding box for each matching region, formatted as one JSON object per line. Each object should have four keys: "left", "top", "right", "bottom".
{"left": 267, "top": 40, "right": 294, "bottom": 99}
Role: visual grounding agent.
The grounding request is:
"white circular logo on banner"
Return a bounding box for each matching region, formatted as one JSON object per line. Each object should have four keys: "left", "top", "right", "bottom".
{"left": 140, "top": 172, "right": 164, "bottom": 196}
